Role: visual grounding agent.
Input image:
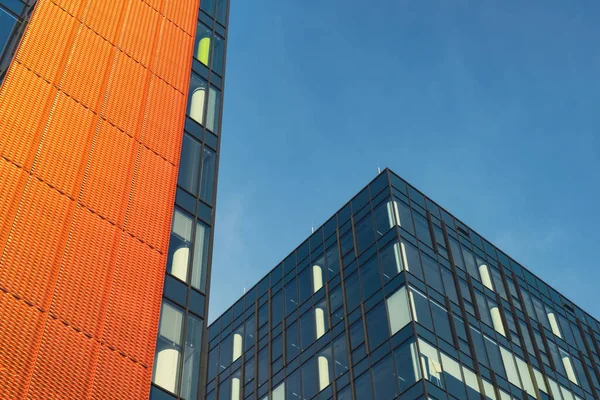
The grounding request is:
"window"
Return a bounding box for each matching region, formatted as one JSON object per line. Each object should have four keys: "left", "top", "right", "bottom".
{"left": 478, "top": 261, "right": 494, "bottom": 291}
{"left": 191, "top": 221, "right": 210, "bottom": 292}
{"left": 421, "top": 252, "right": 444, "bottom": 294}
{"left": 499, "top": 346, "right": 521, "bottom": 389}
{"left": 212, "top": 34, "right": 224, "bottom": 75}
{"left": 317, "top": 347, "right": 333, "bottom": 391}
{"left": 413, "top": 213, "right": 433, "bottom": 248}
{"left": 333, "top": 334, "right": 349, "bottom": 378}
{"left": 386, "top": 286, "right": 411, "bottom": 336}
{"left": 355, "top": 214, "right": 375, "bottom": 254}
{"left": 194, "top": 22, "right": 212, "bottom": 66}
{"left": 272, "top": 382, "right": 285, "bottom": 400}
{"left": 188, "top": 76, "right": 221, "bottom": 133}
{"left": 418, "top": 339, "right": 444, "bottom": 388}
{"left": 359, "top": 256, "right": 381, "bottom": 299}
{"left": 201, "top": 0, "right": 227, "bottom": 24}
{"left": 380, "top": 240, "right": 403, "bottom": 281}
{"left": 439, "top": 352, "right": 466, "bottom": 399}
{"left": 180, "top": 314, "right": 203, "bottom": 400}
{"left": 153, "top": 301, "right": 184, "bottom": 394}
{"left": 409, "top": 287, "right": 434, "bottom": 331}
{"left": 393, "top": 339, "right": 421, "bottom": 391}
{"left": 286, "top": 321, "right": 300, "bottom": 362}
{"left": 166, "top": 209, "right": 194, "bottom": 283}
{"left": 315, "top": 298, "right": 328, "bottom": 340}
{"left": 199, "top": 147, "right": 216, "bottom": 204}
{"left": 178, "top": 134, "right": 201, "bottom": 195}
{"left": 366, "top": 302, "right": 389, "bottom": 350}
{"left": 354, "top": 372, "right": 374, "bottom": 400}
{"left": 372, "top": 355, "right": 398, "bottom": 400}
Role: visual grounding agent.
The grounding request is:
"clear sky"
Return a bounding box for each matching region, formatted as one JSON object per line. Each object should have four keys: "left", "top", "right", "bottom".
{"left": 208, "top": 0, "right": 600, "bottom": 323}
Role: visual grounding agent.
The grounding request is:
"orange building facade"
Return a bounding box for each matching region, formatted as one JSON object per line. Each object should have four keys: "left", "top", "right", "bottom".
{"left": 0, "top": 0, "right": 204, "bottom": 398}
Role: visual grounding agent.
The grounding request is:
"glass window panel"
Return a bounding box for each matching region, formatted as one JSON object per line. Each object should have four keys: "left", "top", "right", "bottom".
{"left": 355, "top": 214, "right": 376, "bottom": 254}
{"left": 387, "top": 286, "right": 411, "bottom": 336}
{"left": 219, "top": 335, "right": 232, "bottom": 371}
{"left": 396, "top": 200, "right": 415, "bottom": 235}
{"left": 344, "top": 271, "right": 361, "bottom": 311}
{"left": 212, "top": 34, "right": 225, "bottom": 75}
{"left": 166, "top": 209, "right": 194, "bottom": 283}
{"left": 354, "top": 372, "right": 374, "bottom": 400}
{"left": 297, "top": 268, "right": 312, "bottom": 305}
{"left": 285, "top": 278, "right": 298, "bottom": 315}
{"left": 380, "top": 241, "right": 403, "bottom": 282}
{"left": 333, "top": 334, "right": 349, "bottom": 378}
{"left": 286, "top": 369, "right": 301, "bottom": 399}
{"left": 325, "top": 243, "right": 340, "bottom": 277}
{"left": 374, "top": 200, "right": 395, "bottom": 236}
{"left": 206, "top": 86, "right": 220, "bottom": 133}
{"left": 199, "top": 147, "right": 216, "bottom": 204}
{"left": 409, "top": 287, "right": 434, "bottom": 331}
{"left": 216, "top": 0, "right": 227, "bottom": 24}
{"left": 153, "top": 301, "right": 185, "bottom": 394}
{"left": 441, "top": 268, "right": 458, "bottom": 304}
{"left": 286, "top": 321, "right": 300, "bottom": 362}
{"left": 300, "top": 310, "right": 315, "bottom": 350}
{"left": 372, "top": 355, "right": 398, "bottom": 400}
{"left": 271, "top": 291, "right": 283, "bottom": 327}
{"left": 208, "top": 347, "right": 218, "bottom": 382}
{"left": 418, "top": 339, "right": 444, "bottom": 388}
{"left": 413, "top": 213, "right": 433, "bottom": 248}
{"left": 421, "top": 252, "right": 444, "bottom": 294}
{"left": 401, "top": 240, "right": 424, "bottom": 281}
{"left": 180, "top": 314, "right": 203, "bottom": 400}
{"left": 273, "top": 382, "right": 285, "bottom": 400}
{"left": 440, "top": 352, "right": 466, "bottom": 399}
{"left": 394, "top": 340, "right": 421, "bottom": 392}
{"left": 201, "top": 0, "right": 215, "bottom": 16}
{"left": 366, "top": 302, "right": 389, "bottom": 350}
{"left": 482, "top": 379, "right": 497, "bottom": 400}
{"left": 499, "top": 347, "right": 521, "bottom": 389}
{"left": 315, "top": 299, "right": 329, "bottom": 340}
{"left": 360, "top": 255, "right": 381, "bottom": 299}
{"left": 194, "top": 22, "right": 212, "bottom": 66}
{"left": 430, "top": 301, "right": 452, "bottom": 343}
{"left": 188, "top": 74, "right": 207, "bottom": 126}
{"left": 302, "top": 357, "right": 318, "bottom": 399}
{"left": 178, "top": 134, "right": 201, "bottom": 195}
{"left": 461, "top": 246, "right": 479, "bottom": 280}
{"left": 462, "top": 366, "right": 481, "bottom": 400}
{"left": 514, "top": 356, "right": 536, "bottom": 396}
{"left": 191, "top": 221, "right": 210, "bottom": 292}
{"left": 483, "top": 335, "right": 505, "bottom": 378}
{"left": 449, "top": 237, "right": 465, "bottom": 271}
{"left": 474, "top": 290, "right": 492, "bottom": 326}
{"left": 258, "top": 348, "right": 268, "bottom": 386}
{"left": 469, "top": 326, "right": 490, "bottom": 368}
{"left": 349, "top": 318, "right": 365, "bottom": 350}
{"left": 245, "top": 315, "right": 255, "bottom": 351}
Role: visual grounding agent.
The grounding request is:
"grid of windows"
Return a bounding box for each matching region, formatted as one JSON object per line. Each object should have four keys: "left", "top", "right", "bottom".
{"left": 207, "top": 169, "right": 600, "bottom": 400}
{"left": 151, "top": 0, "right": 229, "bottom": 399}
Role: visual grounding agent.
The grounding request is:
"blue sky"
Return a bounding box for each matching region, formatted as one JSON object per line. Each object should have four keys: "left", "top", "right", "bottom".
{"left": 208, "top": 0, "right": 600, "bottom": 322}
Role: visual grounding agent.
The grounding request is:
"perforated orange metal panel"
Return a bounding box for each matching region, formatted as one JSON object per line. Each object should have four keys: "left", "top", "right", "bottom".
{"left": 0, "top": 0, "right": 200, "bottom": 397}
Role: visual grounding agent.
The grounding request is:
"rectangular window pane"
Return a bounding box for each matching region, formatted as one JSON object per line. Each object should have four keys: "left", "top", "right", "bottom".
{"left": 393, "top": 339, "right": 421, "bottom": 392}
{"left": 167, "top": 209, "right": 193, "bottom": 282}
{"left": 191, "top": 221, "right": 210, "bottom": 292}
{"left": 188, "top": 74, "right": 207, "bottom": 126}
{"left": 387, "top": 286, "right": 411, "bottom": 336}
{"left": 153, "top": 301, "right": 184, "bottom": 394}
{"left": 178, "top": 134, "right": 202, "bottom": 195}
{"left": 499, "top": 347, "right": 521, "bottom": 389}
{"left": 206, "top": 86, "right": 220, "bottom": 132}
{"left": 199, "top": 147, "right": 216, "bottom": 204}
{"left": 418, "top": 339, "right": 443, "bottom": 388}
{"left": 181, "top": 315, "right": 203, "bottom": 400}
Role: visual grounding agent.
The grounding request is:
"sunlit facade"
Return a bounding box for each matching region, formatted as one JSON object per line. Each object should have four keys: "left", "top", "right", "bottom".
{"left": 206, "top": 169, "right": 600, "bottom": 400}
{"left": 0, "top": 0, "right": 229, "bottom": 398}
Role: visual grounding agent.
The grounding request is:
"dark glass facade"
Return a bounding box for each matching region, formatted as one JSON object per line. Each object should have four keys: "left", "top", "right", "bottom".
{"left": 206, "top": 169, "right": 600, "bottom": 400}
{"left": 0, "top": 0, "right": 35, "bottom": 81}
{"left": 150, "top": 0, "right": 230, "bottom": 399}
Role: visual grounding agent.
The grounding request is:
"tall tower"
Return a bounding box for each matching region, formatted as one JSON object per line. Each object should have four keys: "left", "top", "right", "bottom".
{"left": 0, "top": 0, "right": 229, "bottom": 398}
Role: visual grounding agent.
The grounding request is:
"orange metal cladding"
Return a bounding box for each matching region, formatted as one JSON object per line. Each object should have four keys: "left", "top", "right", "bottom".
{"left": 0, "top": 0, "right": 200, "bottom": 398}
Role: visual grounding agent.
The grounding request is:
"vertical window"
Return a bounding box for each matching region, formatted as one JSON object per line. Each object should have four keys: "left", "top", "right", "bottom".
{"left": 393, "top": 339, "right": 421, "bottom": 392}
{"left": 478, "top": 262, "right": 494, "bottom": 291}
{"left": 312, "top": 264, "right": 324, "bottom": 293}
{"left": 333, "top": 334, "right": 349, "bottom": 378}
{"left": 199, "top": 147, "right": 216, "bottom": 204}
{"left": 499, "top": 347, "right": 521, "bottom": 389}
{"left": 560, "top": 348, "right": 578, "bottom": 385}
{"left": 409, "top": 287, "right": 434, "bottom": 331}
{"left": 232, "top": 331, "right": 243, "bottom": 362}
{"left": 231, "top": 371, "right": 241, "bottom": 400}
{"left": 153, "top": 301, "right": 184, "bottom": 394}
{"left": 206, "top": 86, "right": 220, "bottom": 132}
{"left": 359, "top": 256, "right": 381, "bottom": 299}
{"left": 380, "top": 241, "right": 403, "bottom": 281}
{"left": 462, "top": 366, "right": 482, "bottom": 400}
{"left": 191, "top": 221, "right": 210, "bottom": 292}
{"left": 386, "top": 286, "right": 411, "bottom": 336}
{"left": 272, "top": 382, "right": 285, "bottom": 400}
{"left": 413, "top": 213, "right": 433, "bottom": 248}
{"left": 194, "top": 22, "right": 212, "bottom": 66}
{"left": 315, "top": 298, "right": 328, "bottom": 340}
{"left": 302, "top": 357, "right": 318, "bottom": 399}
{"left": 180, "top": 314, "right": 203, "bottom": 400}
{"left": 258, "top": 348, "right": 268, "bottom": 386}
{"left": 401, "top": 239, "right": 424, "bottom": 280}
{"left": 489, "top": 301, "right": 506, "bottom": 336}
{"left": 514, "top": 356, "right": 536, "bottom": 396}
{"left": 216, "top": 0, "right": 227, "bottom": 24}
{"left": 178, "top": 134, "right": 202, "bottom": 195}
{"left": 188, "top": 74, "right": 207, "bottom": 126}
{"left": 166, "top": 209, "right": 193, "bottom": 283}
{"left": 366, "top": 302, "right": 389, "bottom": 350}
{"left": 354, "top": 371, "right": 374, "bottom": 400}
{"left": 439, "top": 352, "right": 466, "bottom": 399}
{"left": 418, "top": 339, "right": 444, "bottom": 388}
{"left": 372, "top": 355, "right": 398, "bottom": 400}
{"left": 546, "top": 307, "right": 563, "bottom": 339}
{"left": 286, "top": 321, "right": 300, "bottom": 362}
{"left": 212, "top": 34, "right": 225, "bottom": 75}
{"left": 355, "top": 214, "right": 376, "bottom": 254}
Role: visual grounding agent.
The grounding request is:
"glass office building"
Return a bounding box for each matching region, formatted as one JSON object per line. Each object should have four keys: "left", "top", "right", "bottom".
{"left": 206, "top": 169, "right": 600, "bottom": 400}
